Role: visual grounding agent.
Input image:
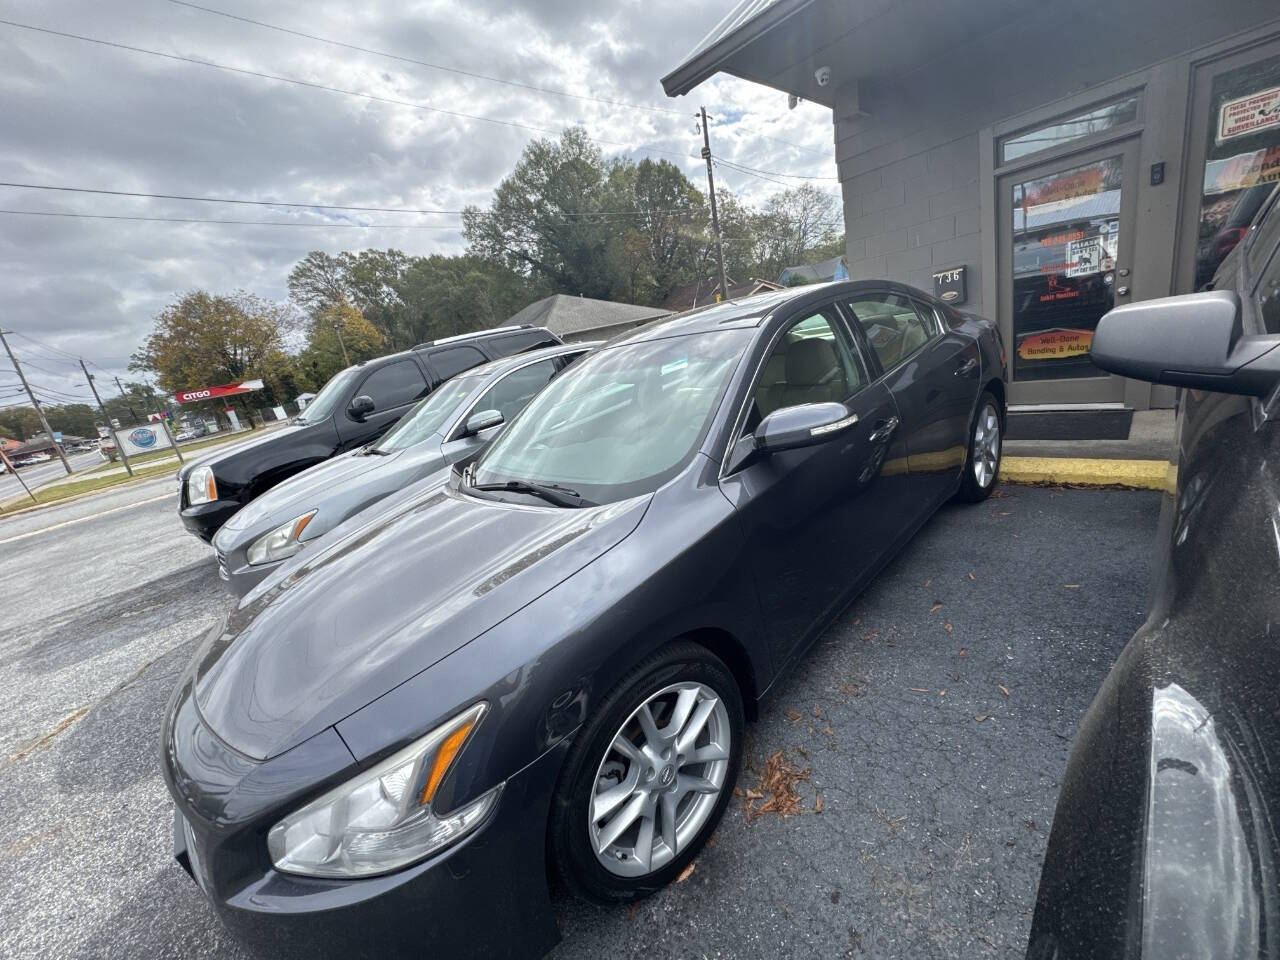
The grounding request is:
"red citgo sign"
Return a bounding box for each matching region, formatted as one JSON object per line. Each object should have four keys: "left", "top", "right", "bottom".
{"left": 174, "top": 379, "right": 265, "bottom": 405}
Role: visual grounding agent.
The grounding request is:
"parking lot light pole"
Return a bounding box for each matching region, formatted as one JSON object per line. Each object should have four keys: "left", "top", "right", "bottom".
{"left": 80, "top": 358, "right": 133, "bottom": 477}
{"left": 0, "top": 328, "right": 72, "bottom": 475}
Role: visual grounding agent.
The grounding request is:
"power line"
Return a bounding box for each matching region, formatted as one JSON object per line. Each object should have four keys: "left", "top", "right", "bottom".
{"left": 0, "top": 182, "right": 701, "bottom": 219}
{"left": 715, "top": 157, "right": 837, "bottom": 181}
{"left": 0, "top": 207, "right": 711, "bottom": 229}
{"left": 164, "top": 0, "right": 688, "bottom": 119}
{"left": 0, "top": 18, "right": 692, "bottom": 163}
{"left": 0, "top": 209, "right": 463, "bottom": 228}
{"left": 8, "top": 330, "right": 84, "bottom": 362}
{"left": 0, "top": 181, "right": 464, "bottom": 215}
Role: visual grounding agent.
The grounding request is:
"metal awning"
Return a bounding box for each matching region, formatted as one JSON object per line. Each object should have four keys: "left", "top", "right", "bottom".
{"left": 660, "top": 0, "right": 814, "bottom": 97}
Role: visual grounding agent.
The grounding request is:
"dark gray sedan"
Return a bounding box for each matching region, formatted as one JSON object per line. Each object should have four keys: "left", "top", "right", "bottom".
{"left": 164, "top": 281, "right": 1005, "bottom": 960}
{"left": 211, "top": 341, "right": 592, "bottom": 597}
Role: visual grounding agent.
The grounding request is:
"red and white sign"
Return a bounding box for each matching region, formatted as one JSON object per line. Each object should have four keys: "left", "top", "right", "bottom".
{"left": 1219, "top": 86, "right": 1280, "bottom": 142}
{"left": 174, "top": 379, "right": 264, "bottom": 405}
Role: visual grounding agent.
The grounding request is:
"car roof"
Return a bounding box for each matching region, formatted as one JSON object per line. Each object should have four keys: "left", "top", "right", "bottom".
{"left": 446, "top": 340, "right": 597, "bottom": 383}
{"left": 612, "top": 279, "right": 940, "bottom": 346}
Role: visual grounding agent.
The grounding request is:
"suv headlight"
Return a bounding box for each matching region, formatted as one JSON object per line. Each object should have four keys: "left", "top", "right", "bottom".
{"left": 186, "top": 466, "right": 217, "bottom": 506}
{"left": 246, "top": 511, "right": 317, "bottom": 565}
{"left": 268, "top": 703, "right": 497, "bottom": 878}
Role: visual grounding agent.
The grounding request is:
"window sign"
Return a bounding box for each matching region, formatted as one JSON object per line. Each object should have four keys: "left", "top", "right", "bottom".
{"left": 1010, "top": 156, "right": 1123, "bottom": 381}
{"left": 1192, "top": 55, "right": 1280, "bottom": 290}
{"left": 1218, "top": 86, "right": 1280, "bottom": 142}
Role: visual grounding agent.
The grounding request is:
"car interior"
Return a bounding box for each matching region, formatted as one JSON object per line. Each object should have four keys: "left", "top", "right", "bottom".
{"left": 844, "top": 295, "right": 935, "bottom": 370}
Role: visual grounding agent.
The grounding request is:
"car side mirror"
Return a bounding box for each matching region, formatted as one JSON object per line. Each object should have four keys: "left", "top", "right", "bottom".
{"left": 1090, "top": 290, "right": 1280, "bottom": 397}
{"left": 463, "top": 408, "right": 504, "bottom": 436}
{"left": 755, "top": 402, "right": 858, "bottom": 454}
{"left": 348, "top": 394, "right": 376, "bottom": 421}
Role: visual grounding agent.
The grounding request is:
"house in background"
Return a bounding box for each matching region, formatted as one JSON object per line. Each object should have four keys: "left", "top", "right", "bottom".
{"left": 663, "top": 0, "right": 1280, "bottom": 416}
{"left": 505, "top": 294, "right": 671, "bottom": 343}
{"left": 776, "top": 255, "right": 848, "bottom": 286}
{"left": 660, "top": 275, "right": 783, "bottom": 312}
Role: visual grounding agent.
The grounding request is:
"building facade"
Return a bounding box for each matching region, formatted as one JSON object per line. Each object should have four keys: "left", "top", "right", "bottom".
{"left": 664, "top": 0, "right": 1280, "bottom": 409}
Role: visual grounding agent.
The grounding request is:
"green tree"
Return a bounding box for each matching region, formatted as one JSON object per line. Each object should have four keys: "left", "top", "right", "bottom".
{"left": 297, "top": 301, "right": 386, "bottom": 390}
{"left": 463, "top": 128, "right": 621, "bottom": 299}
{"left": 395, "top": 255, "right": 538, "bottom": 342}
{"left": 0, "top": 405, "right": 42, "bottom": 441}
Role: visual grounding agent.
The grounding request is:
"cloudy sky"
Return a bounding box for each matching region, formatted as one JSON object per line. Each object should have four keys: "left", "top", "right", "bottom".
{"left": 0, "top": 0, "right": 836, "bottom": 402}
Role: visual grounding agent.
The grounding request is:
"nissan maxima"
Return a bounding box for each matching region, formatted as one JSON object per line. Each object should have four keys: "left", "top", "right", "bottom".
{"left": 162, "top": 281, "right": 1006, "bottom": 959}
{"left": 212, "top": 341, "right": 592, "bottom": 597}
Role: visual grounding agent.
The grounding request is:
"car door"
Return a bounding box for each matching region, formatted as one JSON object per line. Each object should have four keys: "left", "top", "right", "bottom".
{"left": 439, "top": 357, "right": 562, "bottom": 463}
{"left": 339, "top": 358, "right": 431, "bottom": 449}
{"left": 718, "top": 303, "right": 908, "bottom": 670}
{"left": 841, "top": 290, "right": 980, "bottom": 509}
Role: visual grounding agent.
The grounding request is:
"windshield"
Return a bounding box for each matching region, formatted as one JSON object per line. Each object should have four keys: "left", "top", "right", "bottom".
{"left": 375, "top": 374, "right": 484, "bottom": 451}
{"left": 472, "top": 329, "right": 750, "bottom": 504}
{"left": 296, "top": 367, "right": 358, "bottom": 423}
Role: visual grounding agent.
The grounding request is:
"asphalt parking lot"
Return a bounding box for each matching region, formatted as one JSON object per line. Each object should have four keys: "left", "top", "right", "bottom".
{"left": 0, "top": 481, "right": 1161, "bottom": 960}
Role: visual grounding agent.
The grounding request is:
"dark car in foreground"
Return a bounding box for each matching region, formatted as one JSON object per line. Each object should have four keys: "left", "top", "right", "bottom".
{"left": 211, "top": 341, "right": 592, "bottom": 597}
{"left": 176, "top": 323, "right": 560, "bottom": 542}
{"left": 163, "top": 280, "right": 1005, "bottom": 960}
{"left": 1027, "top": 189, "right": 1280, "bottom": 959}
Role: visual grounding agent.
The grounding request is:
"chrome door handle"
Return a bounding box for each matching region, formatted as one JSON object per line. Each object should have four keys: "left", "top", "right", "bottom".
{"left": 869, "top": 416, "right": 900, "bottom": 444}
{"left": 955, "top": 357, "right": 978, "bottom": 376}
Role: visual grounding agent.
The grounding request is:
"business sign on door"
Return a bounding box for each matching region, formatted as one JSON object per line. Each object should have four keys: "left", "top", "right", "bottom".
{"left": 1219, "top": 86, "right": 1280, "bottom": 142}
{"left": 174, "top": 379, "right": 264, "bottom": 405}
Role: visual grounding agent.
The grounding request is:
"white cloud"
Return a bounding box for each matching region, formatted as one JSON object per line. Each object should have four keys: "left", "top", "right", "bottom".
{"left": 0, "top": 0, "right": 835, "bottom": 396}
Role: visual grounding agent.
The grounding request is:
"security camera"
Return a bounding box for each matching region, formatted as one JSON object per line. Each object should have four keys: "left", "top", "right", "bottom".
{"left": 814, "top": 66, "right": 831, "bottom": 87}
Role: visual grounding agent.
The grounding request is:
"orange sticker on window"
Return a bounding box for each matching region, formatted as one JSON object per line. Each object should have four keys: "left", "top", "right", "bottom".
{"left": 1017, "top": 329, "right": 1094, "bottom": 360}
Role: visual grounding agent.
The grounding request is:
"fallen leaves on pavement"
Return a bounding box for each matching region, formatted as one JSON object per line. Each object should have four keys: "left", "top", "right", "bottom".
{"left": 930, "top": 601, "right": 943, "bottom": 612}
{"left": 676, "top": 861, "right": 696, "bottom": 883}
{"left": 814, "top": 792, "right": 824, "bottom": 814}
{"left": 999, "top": 684, "right": 1010, "bottom": 697}
{"left": 744, "top": 749, "right": 811, "bottom": 822}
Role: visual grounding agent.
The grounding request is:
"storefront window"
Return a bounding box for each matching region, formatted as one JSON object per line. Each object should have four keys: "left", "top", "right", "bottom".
{"left": 1010, "top": 157, "right": 1123, "bottom": 381}
{"left": 1192, "top": 55, "right": 1280, "bottom": 289}
{"left": 1000, "top": 95, "right": 1139, "bottom": 164}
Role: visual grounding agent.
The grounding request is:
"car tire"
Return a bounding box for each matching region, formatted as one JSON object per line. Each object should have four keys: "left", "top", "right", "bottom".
{"left": 548, "top": 641, "right": 744, "bottom": 904}
{"left": 956, "top": 390, "right": 1003, "bottom": 502}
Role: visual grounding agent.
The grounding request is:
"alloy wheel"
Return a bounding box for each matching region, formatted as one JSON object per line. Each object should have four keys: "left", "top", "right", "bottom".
{"left": 972, "top": 402, "right": 1001, "bottom": 488}
{"left": 588, "top": 681, "right": 731, "bottom": 877}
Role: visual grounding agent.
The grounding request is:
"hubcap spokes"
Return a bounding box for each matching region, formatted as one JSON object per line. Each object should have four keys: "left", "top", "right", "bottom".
{"left": 972, "top": 405, "right": 1001, "bottom": 487}
{"left": 589, "top": 682, "right": 730, "bottom": 877}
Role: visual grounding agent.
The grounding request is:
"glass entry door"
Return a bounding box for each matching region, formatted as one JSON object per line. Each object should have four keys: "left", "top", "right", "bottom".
{"left": 998, "top": 139, "right": 1139, "bottom": 404}
{"left": 1177, "top": 40, "right": 1280, "bottom": 293}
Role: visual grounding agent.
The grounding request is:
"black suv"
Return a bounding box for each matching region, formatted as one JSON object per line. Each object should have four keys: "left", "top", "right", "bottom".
{"left": 177, "top": 325, "right": 560, "bottom": 542}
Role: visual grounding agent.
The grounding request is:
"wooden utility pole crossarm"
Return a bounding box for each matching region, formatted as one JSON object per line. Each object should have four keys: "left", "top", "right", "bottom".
{"left": 0, "top": 328, "right": 72, "bottom": 475}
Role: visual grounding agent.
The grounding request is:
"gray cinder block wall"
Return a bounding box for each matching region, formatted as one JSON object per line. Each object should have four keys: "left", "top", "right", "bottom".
{"left": 831, "top": 0, "right": 1280, "bottom": 317}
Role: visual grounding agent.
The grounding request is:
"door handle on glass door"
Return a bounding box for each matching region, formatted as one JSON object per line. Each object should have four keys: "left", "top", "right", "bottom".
{"left": 869, "top": 416, "right": 900, "bottom": 444}
{"left": 955, "top": 357, "right": 978, "bottom": 376}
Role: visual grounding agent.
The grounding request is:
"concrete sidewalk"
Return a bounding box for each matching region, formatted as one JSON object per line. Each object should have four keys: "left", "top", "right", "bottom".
{"left": 1004, "top": 409, "right": 1176, "bottom": 462}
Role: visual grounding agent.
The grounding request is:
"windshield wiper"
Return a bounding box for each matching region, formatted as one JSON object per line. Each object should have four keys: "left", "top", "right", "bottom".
{"left": 469, "top": 478, "right": 594, "bottom": 508}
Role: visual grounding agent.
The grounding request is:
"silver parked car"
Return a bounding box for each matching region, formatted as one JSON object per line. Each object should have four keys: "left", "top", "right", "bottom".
{"left": 212, "top": 341, "right": 594, "bottom": 597}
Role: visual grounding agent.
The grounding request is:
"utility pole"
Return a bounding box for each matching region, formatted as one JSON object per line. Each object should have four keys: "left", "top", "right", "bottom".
{"left": 0, "top": 328, "right": 72, "bottom": 475}
{"left": 334, "top": 321, "right": 351, "bottom": 366}
{"left": 114, "top": 376, "right": 140, "bottom": 423}
{"left": 80, "top": 359, "right": 133, "bottom": 477}
{"left": 700, "top": 106, "right": 730, "bottom": 302}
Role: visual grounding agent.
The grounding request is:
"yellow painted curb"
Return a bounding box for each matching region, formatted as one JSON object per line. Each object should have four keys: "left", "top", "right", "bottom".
{"left": 1003, "top": 456, "right": 1177, "bottom": 493}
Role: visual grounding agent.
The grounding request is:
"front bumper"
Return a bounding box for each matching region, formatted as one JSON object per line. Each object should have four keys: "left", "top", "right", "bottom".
{"left": 180, "top": 499, "right": 242, "bottom": 543}
{"left": 166, "top": 687, "right": 567, "bottom": 960}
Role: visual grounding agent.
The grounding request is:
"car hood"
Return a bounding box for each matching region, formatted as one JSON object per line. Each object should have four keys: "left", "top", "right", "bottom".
{"left": 217, "top": 446, "right": 408, "bottom": 538}
{"left": 192, "top": 475, "right": 650, "bottom": 760}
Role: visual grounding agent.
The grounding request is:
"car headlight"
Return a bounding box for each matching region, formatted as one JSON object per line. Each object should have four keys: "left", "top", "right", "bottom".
{"left": 268, "top": 703, "right": 497, "bottom": 878}
{"left": 246, "top": 511, "right": 317, "bottom": 566}
{"left": 185, "top": 466, "right": 218, "bottom": 506}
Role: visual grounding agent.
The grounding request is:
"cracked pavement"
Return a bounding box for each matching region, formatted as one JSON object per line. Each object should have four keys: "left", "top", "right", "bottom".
{"left": 0, "top": 481, "right": 1161, "bottom": 959}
